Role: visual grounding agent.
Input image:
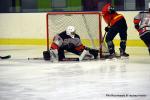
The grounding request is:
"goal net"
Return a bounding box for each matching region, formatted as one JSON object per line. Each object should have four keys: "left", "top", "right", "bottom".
{"left": 46, "top": 12, "right": 108, "bottom": 58}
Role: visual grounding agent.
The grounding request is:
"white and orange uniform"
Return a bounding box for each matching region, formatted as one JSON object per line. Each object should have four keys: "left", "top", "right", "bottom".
{"left": 134, "top": 11, "right": 150, "bottom": 36}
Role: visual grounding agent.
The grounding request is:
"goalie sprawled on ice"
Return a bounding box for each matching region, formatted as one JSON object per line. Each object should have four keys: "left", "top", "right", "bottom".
{"left": 43, "top": 26, "right": 99, "bottom": 61}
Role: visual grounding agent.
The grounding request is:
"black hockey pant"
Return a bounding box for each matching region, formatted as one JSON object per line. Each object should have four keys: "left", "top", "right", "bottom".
{"left": 58, "top": 46, "right": 82, "bottom": 61}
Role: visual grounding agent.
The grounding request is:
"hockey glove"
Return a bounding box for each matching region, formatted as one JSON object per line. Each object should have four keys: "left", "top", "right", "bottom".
{"left": 89, "top": 49, "right": 99, "bottom": 59}
{"left": 105, "top": 27, "right": 110, "bottom": 32}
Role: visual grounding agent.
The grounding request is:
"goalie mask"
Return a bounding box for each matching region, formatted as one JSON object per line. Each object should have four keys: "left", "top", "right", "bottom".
{"left": 66, "top": 26, "right": 76, "bottom": 38}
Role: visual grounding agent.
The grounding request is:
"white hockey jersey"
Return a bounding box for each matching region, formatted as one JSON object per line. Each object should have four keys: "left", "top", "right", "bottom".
{"left": 134, "top": 11, "right": 150, "bottom": 36}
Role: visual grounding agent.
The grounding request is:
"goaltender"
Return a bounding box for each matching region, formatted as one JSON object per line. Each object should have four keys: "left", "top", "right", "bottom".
{"left": 43, "top": 26, "right": 99, "bottom": 61}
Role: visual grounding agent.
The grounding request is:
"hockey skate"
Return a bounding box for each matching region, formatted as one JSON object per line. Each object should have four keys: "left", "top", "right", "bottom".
{"left": 119, "top": 48, "right": 129, "bottom": 57}
{"left": 105, "top": 53, "right": 121, "bottom": 59}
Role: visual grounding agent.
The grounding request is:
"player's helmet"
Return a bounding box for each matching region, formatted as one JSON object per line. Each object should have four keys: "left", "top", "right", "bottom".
{"left": 109, "top": 6, "right": 116, "bottom": 14}
{"left": 66, "top": 26, "right": 76, "bottom": 36}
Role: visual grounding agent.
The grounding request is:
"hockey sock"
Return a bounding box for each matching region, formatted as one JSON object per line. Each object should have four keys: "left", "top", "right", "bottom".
{"left": 107, "top": 41, "right": 115, "bottom": 55}
{"left": 120, "top": 40, "right": 126, "bottom": 52}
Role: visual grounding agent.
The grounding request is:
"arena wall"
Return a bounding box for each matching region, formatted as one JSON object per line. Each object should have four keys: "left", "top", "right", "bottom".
{"left": 0, "top": 11, "right": 145, "bottom": 46}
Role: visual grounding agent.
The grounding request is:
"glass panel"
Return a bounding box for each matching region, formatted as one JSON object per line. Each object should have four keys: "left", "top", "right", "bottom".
{"left": 136, "top": 0, "right": 145, "bottom": 10}
{"left": 0, "top": 0, "right": 149, "bottom": 13}
{"left": 124, "top": 0, "right": 135, "bottom": 10}
{"left": 98, "top": 0, "right": 111, "bottom": 10}
{"left": 21, "top": 0, "right": 37, "bottom": 12}
{"left": 114, "top": 0, "right": 124, "bottom": 10}
{"left": 52, "top": 0, "right": 67, "bottom": 8}
{"left": 145, "top": 0, "right": 149, "bottom": 10}
{"left": 0, "top": 0, "right": 12, "bottom": 13}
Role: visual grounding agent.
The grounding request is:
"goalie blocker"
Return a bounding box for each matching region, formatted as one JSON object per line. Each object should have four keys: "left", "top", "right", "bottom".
{"left": 43, "top": 50, "right": 51, "bottom": 60}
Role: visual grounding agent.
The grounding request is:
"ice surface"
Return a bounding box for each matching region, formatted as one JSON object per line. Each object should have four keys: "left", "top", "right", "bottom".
{"left": 0, "top": 45, "right": 150, "bottom": 100}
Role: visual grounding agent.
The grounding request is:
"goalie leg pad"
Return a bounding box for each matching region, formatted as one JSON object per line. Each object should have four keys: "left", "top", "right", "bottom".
{"left": 79, "top": 49, "right": 89, "bottom": 61}
{"left": 43, "top": 51, "right": 51, "bottom": 60}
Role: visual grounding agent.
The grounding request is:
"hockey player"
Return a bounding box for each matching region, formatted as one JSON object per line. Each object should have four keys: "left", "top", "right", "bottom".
{"left": 101, "top": 3, "right": 129, "bottom": 58}
{"left": 133, "top": 3, "right": 150, "bottom": 55}
{"left": 43, "top": 26, "right": 99, "bottom": 61}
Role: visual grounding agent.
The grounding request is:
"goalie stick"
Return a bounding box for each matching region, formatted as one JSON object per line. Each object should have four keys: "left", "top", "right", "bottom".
{"left": 27, "top": 57, "right": 79, "bottom": 61}
{"left": 27, "top": 57, "right": 43, "bottom": 60}
{"left": 0, "top": 55, "right": 11, "bottom": 59}
{"left": 100, "top": 31, "right": 107, "bottom": 49}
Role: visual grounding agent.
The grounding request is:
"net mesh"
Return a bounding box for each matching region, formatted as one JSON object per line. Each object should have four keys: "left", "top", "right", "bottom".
{"left": 46, "top": 12, "right": 108, "bottom": 57}
{"left": 47, "top": 12, "right": 100, "bottom": 49}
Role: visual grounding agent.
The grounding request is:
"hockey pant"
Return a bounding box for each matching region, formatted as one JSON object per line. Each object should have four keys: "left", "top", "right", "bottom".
{"left": 58, "top": 46, "right": 98, "bottom": 61}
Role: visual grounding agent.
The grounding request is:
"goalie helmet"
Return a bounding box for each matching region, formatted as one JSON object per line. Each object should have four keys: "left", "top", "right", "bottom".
{"left": 66, "top": 26, "right": 76, "bottom": 38}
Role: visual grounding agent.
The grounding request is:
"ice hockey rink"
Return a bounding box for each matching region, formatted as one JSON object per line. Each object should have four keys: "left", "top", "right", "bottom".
{"left": 0, "top": 45, "right": 150, "bottom": 100}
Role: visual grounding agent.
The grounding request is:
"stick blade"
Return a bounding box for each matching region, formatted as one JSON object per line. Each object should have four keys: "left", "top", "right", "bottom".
{"left": 0, "top": 55, "right": 11, "bottom": 59}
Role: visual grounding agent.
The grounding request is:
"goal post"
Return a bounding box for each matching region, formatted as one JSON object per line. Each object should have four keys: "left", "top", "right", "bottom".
{"left": 46, "top": 12, "right": 105, "bottom": 58}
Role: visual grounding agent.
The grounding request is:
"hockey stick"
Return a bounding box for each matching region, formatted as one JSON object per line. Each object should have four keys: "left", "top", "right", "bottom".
{"left": 27, "top": 57, "right": 43, "bottom": 60}
{"left": 0, "top": 55, "right": 11, "bottom": 59}
{"left": 27, "top": 57, "right": 79, "bottom": 62}
{"left": 100, "top": 31, "right": 107, "bottom": 49}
